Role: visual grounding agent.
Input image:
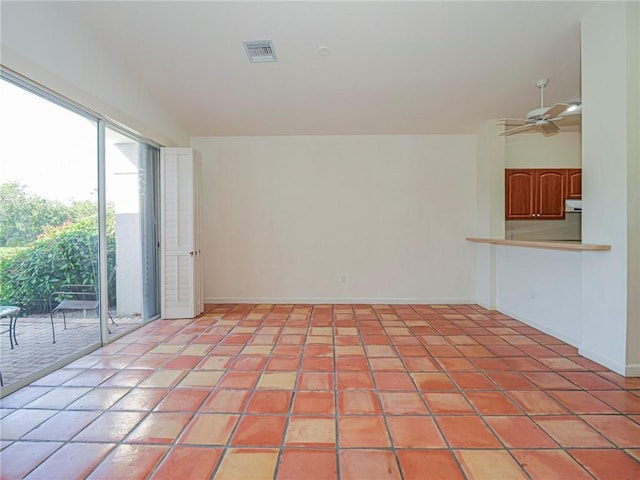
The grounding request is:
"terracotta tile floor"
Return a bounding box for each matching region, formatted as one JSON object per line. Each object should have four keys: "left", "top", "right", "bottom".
{"left": 1, "top": 303, "right": 640, "bottom": 479}
{"left": 0, "top": 314, "right": 143, "bottom": 387}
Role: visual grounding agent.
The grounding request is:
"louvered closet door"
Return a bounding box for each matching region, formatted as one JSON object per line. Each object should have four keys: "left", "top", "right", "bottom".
{"left": 193, "top": 153, "right": 204, "bottom": 316}
{"left": 161, "top": 147, "right": 202, "bottom": 318}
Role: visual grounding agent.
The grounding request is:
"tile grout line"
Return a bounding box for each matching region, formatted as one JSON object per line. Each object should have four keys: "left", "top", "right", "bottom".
{"left": 12, "top": 330, "right": 187, "bottom": 478}
{"left": 400, "top": 305, "right": 482, "bottom": 478}
{"left": 440, "top": 305, "right": 568, "bottom": 478}
{"left": 331, "top": 304, "right": 343, "bottom": 480}
{"left": 434, "top": 305, "right": 615, "bottom": 479}
{"left": 201, "top": 303, "right": 256, "bottom": 480}
{"left": 404, "top": 304, "right": 472, "bottom": 480}
{"left": 272, "top": 303, "right": 311, "bottom": 480}
{"left": 131, "top": 311, "right": 233, "bottom": 480}
{"left": 412, "top": 307, "right": 557, "bottom": 478}
{"left": 359, "top": 304, "right": 408, "bottom": 480}
{"left": 208, "top": 303, "right": 280, "bottom": 480}
{"left": 128, "top": 306, "right": 242, "bottom": 479}
{"left": 6, "top": 364, "right": 144, "bottom": 477}
{"left": 173, "top": 308, "right": 252, "bottom": 479}
{"left": 438, "top": 304, "right": 539, "bottom": 480}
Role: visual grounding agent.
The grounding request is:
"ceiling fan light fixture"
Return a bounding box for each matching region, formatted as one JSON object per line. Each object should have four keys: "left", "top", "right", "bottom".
{"left": 566, "top": 102, "right": 581, "bottom": 112}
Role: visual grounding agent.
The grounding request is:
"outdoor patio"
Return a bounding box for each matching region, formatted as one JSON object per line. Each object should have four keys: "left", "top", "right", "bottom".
{"left": 0, "top": 312, "right": 142, "bottom": 388}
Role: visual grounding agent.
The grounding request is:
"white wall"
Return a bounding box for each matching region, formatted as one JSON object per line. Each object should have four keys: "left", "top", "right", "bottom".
{"left": 475, "top": 121, "right": 506, "bottom": 308}
{"left": 581, "top": 2, "right": 640, "bottom": 375}
{"left": 626, "top": 3, "right": 640, "bottom": 377}
{"left": 0, "top": 2, "right": 188, "bottom": 146}
{"left": 192, "top": 135, "right": 477, "bottom": 304}
{"left": 495, "top": 247, "right": 582, "bottom": 346}
{"left": 505, "top": 131, "right": 581, "bottom": 168}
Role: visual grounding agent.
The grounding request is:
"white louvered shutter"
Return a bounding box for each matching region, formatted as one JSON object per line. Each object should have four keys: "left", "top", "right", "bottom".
{"left": 160, "top": 147, "right": 204, "bottom": 319}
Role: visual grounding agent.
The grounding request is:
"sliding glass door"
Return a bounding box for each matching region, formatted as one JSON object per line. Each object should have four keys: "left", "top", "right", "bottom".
{"left": 0, "top": 76, "right": 101, "bottom": 389}
{"left": 140, "top": 144, "right": 161, "bottom": 321}
{"left": 104, "top": 127, "right": 160, "bottom": 339}
{"left": 0, "top": 70, "right": 161, "bottom": 393}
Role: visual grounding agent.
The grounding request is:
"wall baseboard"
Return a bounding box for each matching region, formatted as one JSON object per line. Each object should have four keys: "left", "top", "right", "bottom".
{"left": 495, "top": 306, "right": 580, "bottom": 348}
{"left": 578, "top": 346, "right": 626, "bottom": 376}
{"left": 476, "top": 300, "right": 496, "bottom": 310}
{"left": 204, "top": 297, "right": 477, "bottom": 305}
{"left": 625, "top": 363, "right": 640, "bottom": 377}
{"left": 476, "top": 306, "right": 636, "bottom": 376}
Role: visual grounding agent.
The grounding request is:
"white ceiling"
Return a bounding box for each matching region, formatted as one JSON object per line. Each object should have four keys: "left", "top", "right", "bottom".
{"left": 58, "top": 1, "right": 593, "bottom": 136}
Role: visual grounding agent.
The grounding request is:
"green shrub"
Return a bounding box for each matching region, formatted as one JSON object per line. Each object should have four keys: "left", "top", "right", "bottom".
{"left": 0, "top": 247, "right": 25, "bottom": 261}
{"left": 0, "top": 217, "right": 116, "bottom": 313}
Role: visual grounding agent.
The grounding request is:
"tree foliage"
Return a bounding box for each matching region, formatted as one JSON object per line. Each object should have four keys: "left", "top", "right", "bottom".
{"left": 0, "top": 182, "right": 97, "bottom": 247}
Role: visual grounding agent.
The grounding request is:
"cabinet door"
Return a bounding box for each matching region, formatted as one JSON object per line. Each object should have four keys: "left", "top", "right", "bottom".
{"left": 505, "top": 169, "right": 535, "bottom": 219}
{"left": 537, "top": 169, "right": 566, "bottom": 219}
{"left": 566, "top": 169, "right": 582, "bottom": 199}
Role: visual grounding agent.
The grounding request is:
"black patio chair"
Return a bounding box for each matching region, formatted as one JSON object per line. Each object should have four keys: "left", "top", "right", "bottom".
{"left": 48, "top": 270, "right": 117, "bottom": 343}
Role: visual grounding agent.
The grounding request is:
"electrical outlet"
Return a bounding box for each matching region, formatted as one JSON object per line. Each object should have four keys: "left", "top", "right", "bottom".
{"left": 339, "top": 274, "right": 347, "bottom": 284}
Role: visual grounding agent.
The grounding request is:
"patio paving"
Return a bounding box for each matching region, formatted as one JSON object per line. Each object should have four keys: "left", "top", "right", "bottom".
{"left": 0, "top": 312, "right": 143, "bottom": 388}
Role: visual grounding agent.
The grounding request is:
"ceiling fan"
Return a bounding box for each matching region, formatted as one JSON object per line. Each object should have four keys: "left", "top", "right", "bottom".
{"left": 501, "top": 78, "right": 581, "bottom": 137}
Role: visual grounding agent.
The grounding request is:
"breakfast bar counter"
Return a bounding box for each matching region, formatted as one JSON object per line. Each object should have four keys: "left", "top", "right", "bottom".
{"left": 466, "top": 237, "right": 611, "bottom": 252}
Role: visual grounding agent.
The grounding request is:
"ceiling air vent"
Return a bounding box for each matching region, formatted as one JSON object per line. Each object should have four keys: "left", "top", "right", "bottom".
{"left": 243, "top": 40, "right": 277, "bottom": 63}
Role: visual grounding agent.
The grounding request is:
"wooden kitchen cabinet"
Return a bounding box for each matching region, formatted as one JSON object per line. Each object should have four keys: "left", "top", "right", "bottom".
{"left": 566, "top": 169, "right": 582, "bottom": 199}
{"left": 505, "top": 169, "right": 535, "bottom": 219}
{"left": 505, "top": 169, "right": 567, "bottom": 220}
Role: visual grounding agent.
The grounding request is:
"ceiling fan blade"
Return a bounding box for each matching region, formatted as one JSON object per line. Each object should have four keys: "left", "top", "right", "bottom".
{"left": 554, "top": 115, "right": 581, "bottom": 127}
{"left": 543, "top": 103, "right": 570, "bottom": 119}
{"left": 538, "top": 120, "right": 560, "bottom": 136}
{"left": 500, "top": 124, "right": 537, "bottom": 136}
{"left": 500, "top": 118, "right": 527, "bottom": 127}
